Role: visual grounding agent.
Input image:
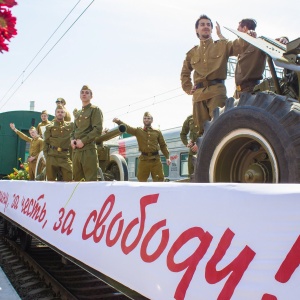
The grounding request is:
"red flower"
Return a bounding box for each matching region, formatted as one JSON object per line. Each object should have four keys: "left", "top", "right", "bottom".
{"left": 0, "top": 33, "right": 8, "bottom": 52}
{"left": 0, "top": 6, "right": 17, "bottom": 52}
{"left": 0, "top": 0, "right": 17, "bottom": 8}
{"left": 0, "top": 8, "right": 17, "bottom": 39}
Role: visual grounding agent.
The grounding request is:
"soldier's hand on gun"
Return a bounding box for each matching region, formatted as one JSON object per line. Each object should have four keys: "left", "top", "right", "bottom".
{"left": 276, "top": 37, "right": 289, "bottom": 45}
{"left": 247, "top": 30, "right": 257, "bottom": 38}
{"left": 102, "top": 128, "right": 109, "bottom": 134}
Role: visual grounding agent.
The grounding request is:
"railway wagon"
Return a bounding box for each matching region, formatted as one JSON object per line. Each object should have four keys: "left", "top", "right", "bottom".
{"left": 114, "top": 126, "right": 190, "bottom": 181}
{"left": 0, "top": 110, "right": 54, "bottom": 179}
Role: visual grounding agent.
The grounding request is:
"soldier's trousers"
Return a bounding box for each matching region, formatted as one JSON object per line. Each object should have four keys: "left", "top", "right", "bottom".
{"left": 46, "top": 155, "right": 72, "bottom": 181}
{"left": 188, "top": 154, "right": 194, "bottom": 177}
{"left": 28, "top": 161, "right": 37, "bottom": 180}
{"left": 137, "top": 157, "right": 164, "bottom": 182}
{"left": 193, "top": 94, "right": 226, "bottom": 135}
{"left": 73, "top": 148, "right": 99, "bottom": 181}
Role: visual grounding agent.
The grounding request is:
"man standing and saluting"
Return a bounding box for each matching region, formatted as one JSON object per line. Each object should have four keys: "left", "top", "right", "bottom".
{"left": 9, "top": 124, "right": 43, "bottom": 180}
{"left": 113, "top": 112, "right": 171, "bottom": 182}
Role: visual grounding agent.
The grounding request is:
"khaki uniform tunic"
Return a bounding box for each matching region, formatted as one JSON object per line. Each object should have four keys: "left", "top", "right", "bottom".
{"left": 37, "top": 120, "right": 51, "bottom": 138}
{"left": 43, "top": 120, "right": 74, "bottom": 181}
{"left": 181, "top": 38, "right": 246, "bottom": 134}
{"left": 116, "top": 120, "right": 170, "bottom": 182}
{"left": 72, "top": 103, "right": 103, "bottom": 181}
{"left": 15, "top": 130, "right": 44, "bottom": 180}
{"left": 234, "top": 44, "right": 266, "bottom": 98}
{"left": 180, "top": 115, "right": 198, "bottom": 177}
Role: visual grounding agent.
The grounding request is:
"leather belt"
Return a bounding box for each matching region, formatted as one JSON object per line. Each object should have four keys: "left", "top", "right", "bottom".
{"left": 236, "top": 80, "right": 260, "bottom": 92}
{"left": 196, "top": 79, "right": 224, "bottom": 89}
{"left": 49, "top": 145, "right": 69, "bottom": 152}
{"left": 141, "top": 151, "right": 159, "bottom": 156}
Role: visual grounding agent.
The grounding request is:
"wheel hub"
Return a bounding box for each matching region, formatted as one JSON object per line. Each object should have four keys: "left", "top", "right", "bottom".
{"left": 244, "top": 163, "right": 267, "bottom": 183}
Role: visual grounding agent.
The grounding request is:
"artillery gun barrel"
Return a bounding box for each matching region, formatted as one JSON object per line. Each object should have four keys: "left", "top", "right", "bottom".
{"left": 95, "top": 124, "right": 126, "bottom": 144}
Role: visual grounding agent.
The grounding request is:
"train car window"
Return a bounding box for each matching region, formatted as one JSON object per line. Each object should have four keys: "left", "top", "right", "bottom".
{"left": 160, "top": 156, "right": 169, "bottom": 177}
{"left": 135, "top": 157, "right": 139, "bottom": 176}
{"left": 180, "top": 153, "right": 189, "bottom": 177}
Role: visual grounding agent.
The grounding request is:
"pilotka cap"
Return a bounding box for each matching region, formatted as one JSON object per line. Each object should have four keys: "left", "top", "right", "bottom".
{"left": 144, "top": 111, "right": 153, "bottom": 118}
{"left": 81, "top": 85, "right": 92, "bottom": 94}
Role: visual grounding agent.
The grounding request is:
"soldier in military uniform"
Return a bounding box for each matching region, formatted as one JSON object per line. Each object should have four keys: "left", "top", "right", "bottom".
{"left": 9, "top": 124, "right": 44, "bottom": 180}
{"left": 36, "top": 110, "right": 51, "bottom": 138}
{"left": 113, "top": 112, "right": 171, "bottom": 182}
{"left": 180, "top": 115, "right": 198, "bottom": 178}
{"left": 43, "top": 105, "right": 73, "bottom": 181}
{"left": 217, "top": 19, "right": 289, "bottom": 99}
{"left": 71, "top": 85, "right": 103, "bottom": 181}
{"left": 180, "top": 14, "right": 248, "bottom": 136}
{"left": 56, "top": 98, "right": 72, "bottom": 121}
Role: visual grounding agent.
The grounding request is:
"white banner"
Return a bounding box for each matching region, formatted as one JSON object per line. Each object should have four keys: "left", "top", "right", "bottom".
{"left": 0, "top": 180, "right": 300, "bottom": 300}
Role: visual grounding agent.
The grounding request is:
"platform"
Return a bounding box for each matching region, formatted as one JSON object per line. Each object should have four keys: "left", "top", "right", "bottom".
{"left": 0, "top": 267, "right": 21, "bottom": 300}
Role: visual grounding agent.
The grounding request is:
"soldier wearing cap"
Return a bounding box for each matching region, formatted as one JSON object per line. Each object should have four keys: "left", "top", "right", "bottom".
{"left": 43, "top": 105, "right": 74, "bottom": 181}
{"left": 180, "top": 14, "right": 248, "bottom": 136}
{"left": 71, "top": 85, "right": 103, "bottom": 181}
{"left": 9, "top": 123, "right": 44, "bottom": 180}
{"left": 113, "top": 112, "right": 171, "bottom": 182}
{"left": 37, "top": 110, "right": 51, "bottom": 138}
{"left": 180, "top": 114, "right": 198, "bottom": 178}
{"left": 56, "top": 98, "right": 71, "bottom": 121}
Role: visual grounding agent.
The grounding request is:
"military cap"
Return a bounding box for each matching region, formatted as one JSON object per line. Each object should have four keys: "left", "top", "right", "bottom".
{"left": 81, "top": 85, "right": 92, "bottom": 94}
{"left": 144, "top": 111, "right": 153, "bottom": 118}
{"left": 29, "top": 126, "right": 37, "bottom": 131}
{"left": 41, "top": 110, "right": 48, "bottom": 115}
{"left": 56, "top": 104, "right": 65, "bottom": 111}
{"left": 56, "top": 98, "right": 66, "bottom": 105}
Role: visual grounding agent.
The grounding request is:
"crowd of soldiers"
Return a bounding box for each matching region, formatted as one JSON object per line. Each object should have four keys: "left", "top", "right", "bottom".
{"left": 9, "top": 15, "right": 289, "bottom": 182}
{"left": 10, "top": 85, "right": 103, "bottom": 182}
{"left": 10, "top": 86, "right": 171, "bottom": 183}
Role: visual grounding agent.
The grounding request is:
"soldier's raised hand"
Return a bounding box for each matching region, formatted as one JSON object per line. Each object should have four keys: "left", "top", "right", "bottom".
{"left": 10, "top": 123, "right": 16, "bottom": 131}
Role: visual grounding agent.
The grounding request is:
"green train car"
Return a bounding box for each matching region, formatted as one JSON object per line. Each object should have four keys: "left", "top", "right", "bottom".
{"left": 0, "top": 110, "right": 54, "bottom": 179}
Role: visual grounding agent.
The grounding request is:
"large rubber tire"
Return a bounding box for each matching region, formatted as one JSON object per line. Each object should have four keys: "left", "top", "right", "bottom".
{"left": 104, "top": 154, "right": 129, "bottom": 181}
{"left": 35, "top": 151, "right": 46, "bottom": 181}
{"left": 194, "top": 92, "right": 300, "bottom": 183}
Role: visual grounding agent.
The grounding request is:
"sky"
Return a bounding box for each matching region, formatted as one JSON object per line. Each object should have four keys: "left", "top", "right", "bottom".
{"left": 1, "top": 0, "right": 299, "bottom": 130}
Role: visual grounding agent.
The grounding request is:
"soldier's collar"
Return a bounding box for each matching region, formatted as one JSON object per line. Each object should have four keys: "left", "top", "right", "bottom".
{"left": 200, "top": 37, "right": 213, "bottom": 46}
{"left": 82, "top": 103, "right": 92, "bottom": 109}
{"left": 143, "top": 126, "right": 152, "bottom": 131}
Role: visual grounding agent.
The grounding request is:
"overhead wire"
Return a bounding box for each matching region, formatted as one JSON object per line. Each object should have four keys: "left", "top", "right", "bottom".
{"left": 111, "top": 92, "right": 186, "bottom": 117}
{"left": 0, "top": 0, "right": 83, "bottom": 105}
{"left": 104, "top": 87, "right": 182, "bottom": 114}
{"left": 0, "top": 0, "right": 95, "bottom": 111}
